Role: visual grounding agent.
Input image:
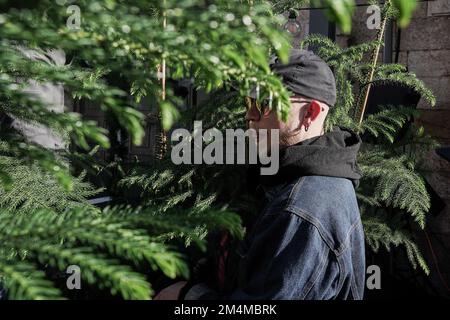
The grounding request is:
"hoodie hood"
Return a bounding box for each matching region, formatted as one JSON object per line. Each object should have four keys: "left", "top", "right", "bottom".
{"left": 261, "top": 126, "right": 362, "bottom": 187}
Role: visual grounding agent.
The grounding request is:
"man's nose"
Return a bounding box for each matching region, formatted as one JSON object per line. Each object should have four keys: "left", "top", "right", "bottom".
{"left": 245, "top": 106, "right": 260, "bottom": 122}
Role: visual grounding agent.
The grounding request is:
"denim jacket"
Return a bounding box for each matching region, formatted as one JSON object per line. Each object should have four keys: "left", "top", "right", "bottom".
{"left": 227, "top": 175, "right": 366, "bottom": 300}
{"left": 185, "top": 127, "right": 365, "bottom": 300}
{"left": 186, "top": 175, "right": 365, "bottom": 300}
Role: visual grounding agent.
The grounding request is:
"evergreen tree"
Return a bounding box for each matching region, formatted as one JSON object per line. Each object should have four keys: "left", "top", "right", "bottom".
{"left": 121, "top": 1, "right": 436, "bottom": 276}
{"left": 0, "top": 0, "right": 289, "bottom": 299}
{"left": 0, "top": 0, "right": 427, "bottom": 299}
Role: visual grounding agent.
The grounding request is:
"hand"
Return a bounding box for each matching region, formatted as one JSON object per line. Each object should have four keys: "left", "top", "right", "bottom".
{"left": 153, "top": 281, "right": 188, "bottom": 300}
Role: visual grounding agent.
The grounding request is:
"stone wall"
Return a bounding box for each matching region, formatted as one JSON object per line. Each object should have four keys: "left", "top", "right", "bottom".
{"left": 394, "top": 0, "right": 450, "bottom": 297}
{"left": 341, "top": 0, "right": 450, "bottom": 296}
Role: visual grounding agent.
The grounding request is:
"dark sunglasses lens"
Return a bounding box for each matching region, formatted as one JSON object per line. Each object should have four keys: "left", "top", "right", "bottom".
{"left": 245, "top": 98, "right": 270, "bottom": 116}
{"left": 260, "top": 99, "right": 270, "bottom": 114}
{"left": 245, "top": 97, "right": 253, "bottom": 110}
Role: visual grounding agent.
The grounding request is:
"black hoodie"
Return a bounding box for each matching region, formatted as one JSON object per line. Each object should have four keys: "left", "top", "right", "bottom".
{"left": 261, "top": 126, "right": 362, "bottom": 188}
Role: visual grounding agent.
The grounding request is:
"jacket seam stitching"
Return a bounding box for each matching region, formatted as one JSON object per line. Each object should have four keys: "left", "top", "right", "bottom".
{"left": 337, "top": 219, "right": 361, "bottom": 255}
{"left": 300, "top": 244, "right": 329, "bottom": 299}
{"left": 286, "top": 176, "right": 306, "bottom": 207}
{"left": 336, "top": 255, "right": 346, "bottom": 296}
{"left": 283, "top": 208, "right": 352, "bottom": 299}
{"left": 285, "top": 206, "right": 337, "bottom": 255}
{"left": 284, "top": 176, "right": 339, "bottom": 255}
{"left": 350, "top": 274, "right": 360, "bottom": 300}
{"left": 284, "top": 206, "right": 361, "bottom": 258}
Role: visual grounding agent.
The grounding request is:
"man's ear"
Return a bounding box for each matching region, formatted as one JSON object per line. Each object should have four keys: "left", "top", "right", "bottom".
{"left": 303, "top": 100, "right": 322, "bottom": 122}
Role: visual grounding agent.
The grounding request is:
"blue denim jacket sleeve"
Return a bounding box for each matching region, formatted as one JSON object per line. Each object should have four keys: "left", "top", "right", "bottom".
{"left": 184, "top": 210, "right": 338, "bottom": 300}
{"left": 185, "top": 176, "right": 364, "bottom": 300}
{"left": 228, "top": 210, "right": 339, "bottom": 300}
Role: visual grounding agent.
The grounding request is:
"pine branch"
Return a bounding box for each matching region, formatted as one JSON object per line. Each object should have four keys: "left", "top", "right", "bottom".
{"left": 371, "top": 72, "right": 436, "bottom": 107}
{"left": 359, "top": 150, "right": 430, "bottom": 228}
{"left": 362, "top": 215, "right": 429, "bottom": 274}
{"left": 0, "top": 258, "right": 64, "bottom": 300}
{"left": 0, "top": 156, "right": 98, "bottom": 213}
{"left": 359, "top": 106, "right": 418, "bottom": 142}
{"left": 29, "top": 244, "right": 153, "bottom": 300}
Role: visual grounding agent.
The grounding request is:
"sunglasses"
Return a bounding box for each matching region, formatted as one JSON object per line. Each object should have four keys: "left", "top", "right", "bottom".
{"left": 244, "top": 96, "right": 272, "bottom": 118}
{"left": 245, "top": 96, "right": 311, "bottom": 119}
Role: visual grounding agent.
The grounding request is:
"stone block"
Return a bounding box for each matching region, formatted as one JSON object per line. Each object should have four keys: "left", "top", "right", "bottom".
{"left": 408, "top": 50, "right": 450, "bottom": 77}
{"left": 400, "top": 16, "right": 450, "bottom": 51}
{"left": 416, "top": 76, "right": 450, "bottom": 109}
{"left": 428, "top": 0, "right": 450, "bottom": 16}
{"left": 416, "top": 109, "right": 450, "bottom": 144}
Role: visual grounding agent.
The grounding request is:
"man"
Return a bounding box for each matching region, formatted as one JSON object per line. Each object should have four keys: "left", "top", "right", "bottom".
{"left": 156, "top": 49, "right": 365, "bottom": 300}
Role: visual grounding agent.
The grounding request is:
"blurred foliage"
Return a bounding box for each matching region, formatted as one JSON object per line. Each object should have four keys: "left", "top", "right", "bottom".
{"left": 0, "top": 0, "right": 289, "bottom": 299}
{"left": 0, "top": 205, "right": 243, "bottom": 299}
{"left": 0, "top": 0, "right": 293, "bottom": 188}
